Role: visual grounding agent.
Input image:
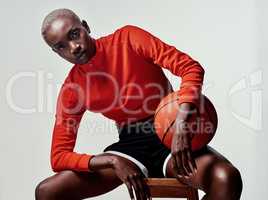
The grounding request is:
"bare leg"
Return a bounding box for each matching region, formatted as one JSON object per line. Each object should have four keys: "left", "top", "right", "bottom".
{"left": 166, "top": 146, "right": 243, "bottom": 200}
{"left": 35, "top": 168, "right": 122, "bottom": 200}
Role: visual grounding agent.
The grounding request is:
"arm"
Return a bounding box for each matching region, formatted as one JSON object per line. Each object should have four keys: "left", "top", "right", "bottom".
{"left": 52, "top": 76, "right": 151, "bottom": 200}
{"left": 123, "top": 25, "right": 205, "bottom": 109}
{"left": 124, "top": 25, "right": 204, "bottom": 177}
{"left": 50, "top": 79, "right": 92, "bottom": 172}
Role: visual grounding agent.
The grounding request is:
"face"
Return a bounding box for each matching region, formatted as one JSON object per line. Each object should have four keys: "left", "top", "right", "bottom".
{"left": 43, "top": 16, "right": 95, "bottom": 64}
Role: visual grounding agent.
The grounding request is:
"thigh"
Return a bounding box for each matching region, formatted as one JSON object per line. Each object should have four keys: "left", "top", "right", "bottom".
{"left": 36, "top": 168, "right": 122, "bottom": 200}
{"left": 166, "top": 145, "right": 233, "bottom": 191}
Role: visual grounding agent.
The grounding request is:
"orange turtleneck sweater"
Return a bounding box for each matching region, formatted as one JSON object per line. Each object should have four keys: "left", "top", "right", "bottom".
{"left": 50, "top": 25, "right": 205, "bottom": 172}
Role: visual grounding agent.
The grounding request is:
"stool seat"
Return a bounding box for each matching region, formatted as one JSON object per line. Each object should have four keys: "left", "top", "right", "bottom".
{"left": 145, "top": 178, "right": 199, "bottom": 199}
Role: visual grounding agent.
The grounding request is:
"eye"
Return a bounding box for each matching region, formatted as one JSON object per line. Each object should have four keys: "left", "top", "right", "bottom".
{"left": 70, "top": 28, "right": 80, "bottom": 40}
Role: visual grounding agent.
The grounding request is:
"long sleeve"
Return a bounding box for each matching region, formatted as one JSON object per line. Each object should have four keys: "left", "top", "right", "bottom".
{"left": 50, "top": 77, "right": 94, "bottom": 172}
{"left": 123, "top": 25, "right": 205, "bottom": 108}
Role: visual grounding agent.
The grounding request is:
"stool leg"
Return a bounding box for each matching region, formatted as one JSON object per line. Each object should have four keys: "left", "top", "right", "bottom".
{"left": 187, "top": 188, "right": 199, "bottom": 200}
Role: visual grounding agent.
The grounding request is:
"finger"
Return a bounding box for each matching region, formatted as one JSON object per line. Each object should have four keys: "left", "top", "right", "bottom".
{"left": 185, "top": 149, "right": 195, "bottom": 173}
{"left": 129, "top": 176, "right": 142, "bottom": 200}
{"left": 187, "top": 149, "right": 197, "bottom": 172}
{"left": 175, "top": 155, "right": 184, "bottom": 179}
{"left": 176, "top": 152, "right": 187, "bottom": 177}
{"left": 140, "top": 177, "right": 152, "bottom": 200}
{"left": 133, "top": 174, "right": 147, "bottom": 200}
{"left": 182, "top": 149, "right": 192, "bottom": 175}
{"left": 125, "top": 181, "right": 135, "bottom": 200}
{"left": 179, "top": 151, "right": 189, "bottom": 178}
{"left": 172, "top": 156, "right": 180, "bottom": 175}
{"left": 135, "top": 176, "right": 147, "bottom": 200}
{"left": 179, "top": 151, "right": 188, "bottom": 178}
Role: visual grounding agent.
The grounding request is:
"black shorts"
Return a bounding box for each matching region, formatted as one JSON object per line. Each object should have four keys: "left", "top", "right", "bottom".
{"left": 103, "top": 116, "right": 171, "bottom": 178}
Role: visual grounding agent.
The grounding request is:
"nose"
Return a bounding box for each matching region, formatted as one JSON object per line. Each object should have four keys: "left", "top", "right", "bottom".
{"left": 70, "top": 42, "right": 82, "bottom": 56}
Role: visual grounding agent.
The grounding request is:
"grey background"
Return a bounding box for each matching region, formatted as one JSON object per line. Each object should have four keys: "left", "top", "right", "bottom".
{"left": 0, "top": 0, "right": 267, "bottom": 199}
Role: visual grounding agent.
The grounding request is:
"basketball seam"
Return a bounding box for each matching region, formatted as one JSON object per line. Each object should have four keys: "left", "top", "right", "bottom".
{"left": 154, "top": 98, "right": 180, "bottom": 118}
{"left": 155, "top": 95, "right": 218, "bottom": 150}
{"left": 161, "top": 118, "right": 176, "bottom": 144}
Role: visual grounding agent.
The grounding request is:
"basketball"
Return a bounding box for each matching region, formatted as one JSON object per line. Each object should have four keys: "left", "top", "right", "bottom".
{"left": 154, "top": 92, "right": 218, "bottom": 151}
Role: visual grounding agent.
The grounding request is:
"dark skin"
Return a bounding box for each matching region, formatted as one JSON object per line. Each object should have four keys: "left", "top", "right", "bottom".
{"left": 43, "top": 16, "right": 96, "bottom": 64}
{"left": 42, "top": 15, "right": 151, "bottom": 200}
{"left": 37, "top": 12, "right": 243, "bottom": 200}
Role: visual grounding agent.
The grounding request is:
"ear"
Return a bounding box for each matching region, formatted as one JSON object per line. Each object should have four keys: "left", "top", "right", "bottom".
{"left": 81, "top": 20, "right": 91, "bottom": 34}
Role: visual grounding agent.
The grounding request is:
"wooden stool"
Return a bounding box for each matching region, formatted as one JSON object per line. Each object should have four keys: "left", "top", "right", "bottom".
{"left": 145, "top": 178, "right": 199, "bottom": 200}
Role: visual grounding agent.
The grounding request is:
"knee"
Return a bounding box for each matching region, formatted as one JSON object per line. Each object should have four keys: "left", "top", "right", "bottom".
{"left": 35, "top": 178, "right": 55, "bottom": 200}
{"left": 213, "top": 162, "right": 243, "bottom": 186}
{"left": 212, "top": 162, "right": 243, "bottom": 197}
